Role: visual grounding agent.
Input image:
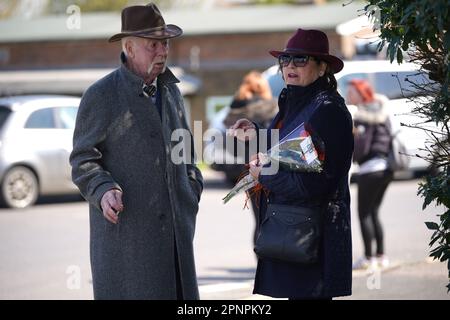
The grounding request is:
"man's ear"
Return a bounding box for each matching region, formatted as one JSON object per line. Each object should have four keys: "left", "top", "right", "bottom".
{"left": 125, "top": 39, "right": 135, "bottom": 59}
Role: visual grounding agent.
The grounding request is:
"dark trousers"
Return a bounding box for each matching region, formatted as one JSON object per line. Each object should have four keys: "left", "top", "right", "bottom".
{"left": 357, "top": 170, "right": 393, "bottom": 257}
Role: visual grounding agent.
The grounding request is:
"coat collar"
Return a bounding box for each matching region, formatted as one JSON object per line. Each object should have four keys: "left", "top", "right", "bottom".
{"left": 118, "top": 62, "right": 180, "bottom": 96}
{"left": 278, "top": 76, "right": 328, "bottom": 117}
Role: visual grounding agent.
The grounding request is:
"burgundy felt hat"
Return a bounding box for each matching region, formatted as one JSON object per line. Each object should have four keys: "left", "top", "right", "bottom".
{"left": 109, "top": 3, "right": 182, "bottom": 42}
{"left": 270, "top": 28, "right": 344, "bottom": 74}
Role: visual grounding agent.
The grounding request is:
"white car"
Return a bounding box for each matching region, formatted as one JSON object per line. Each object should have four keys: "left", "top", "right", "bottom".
{"left": 382, "top": 96, "right": 437, "bottom": 172}
{"left": 0, "top": 95, "right": 80, "bottom": 208}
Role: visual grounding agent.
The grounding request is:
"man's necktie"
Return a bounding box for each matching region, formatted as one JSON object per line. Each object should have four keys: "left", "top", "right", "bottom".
{"left": 142, "top": 83, "right": 156, "bottom": 98}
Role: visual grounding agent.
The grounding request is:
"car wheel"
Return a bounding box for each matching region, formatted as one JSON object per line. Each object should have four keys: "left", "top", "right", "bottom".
{"left": 0, "top": 166, "right": 39, "bottom": 209}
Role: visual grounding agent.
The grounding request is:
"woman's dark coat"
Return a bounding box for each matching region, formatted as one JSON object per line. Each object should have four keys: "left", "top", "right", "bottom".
{"left": 70, "top": 64, "right": 203, "bottom": 300}
{"left": 254, "top": 77, "right": 354, "bottom": 299}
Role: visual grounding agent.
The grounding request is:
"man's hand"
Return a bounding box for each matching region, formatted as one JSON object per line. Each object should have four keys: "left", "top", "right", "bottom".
{"left": 100, "top": 189, "right": 124, "bottom": 224}
{"left": 227, "top": 118, "right": 257, "bottom": 141}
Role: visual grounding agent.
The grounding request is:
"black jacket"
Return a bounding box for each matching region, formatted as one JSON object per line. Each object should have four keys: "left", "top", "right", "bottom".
{"left": 253, "top": 77, "right": 354, "bottom": 298}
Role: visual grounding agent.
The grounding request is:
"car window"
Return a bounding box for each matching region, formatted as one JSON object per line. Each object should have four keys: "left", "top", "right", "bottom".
{"left": 25, "top": 108, "right": 56, "bottom": 129}
{"left": 373, "top": 71, "right": 429, "bottom": 99}
{"left": 0, "top": 107, "right": 11, "bottom": 129}
{"left": 56, "top": 106, "right": 78, "bottom": 129}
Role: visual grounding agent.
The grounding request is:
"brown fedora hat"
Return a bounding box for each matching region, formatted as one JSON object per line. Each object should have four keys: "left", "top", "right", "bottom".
{"left": 109, "top": 3, "right": 182, "bottom": 42}
{"left": 270, "top": 28, "right": 344, "bottom": 74}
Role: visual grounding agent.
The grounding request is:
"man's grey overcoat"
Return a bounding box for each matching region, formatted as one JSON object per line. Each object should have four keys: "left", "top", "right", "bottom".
{"left": 70, "top": 64, "right": 203, "bottom": 300}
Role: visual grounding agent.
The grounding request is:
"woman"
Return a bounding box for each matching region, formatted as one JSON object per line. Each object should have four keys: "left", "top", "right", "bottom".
{"left": 223, "top": 70, "right": 277, "bottom": 129}
{"left": 348, "top": 79, "right": 393, "bottom": 270}
{"left": 229, "top": 28, "right": 354, "bottom": 299}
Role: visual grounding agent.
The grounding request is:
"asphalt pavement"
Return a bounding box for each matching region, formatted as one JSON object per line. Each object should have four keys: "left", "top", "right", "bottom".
{"left": 0, "top": 168, "right": 448, "bottom": 300}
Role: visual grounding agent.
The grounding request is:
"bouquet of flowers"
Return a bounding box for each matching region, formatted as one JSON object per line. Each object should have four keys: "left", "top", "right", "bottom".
{"left": 222, "top": 122, "right": 324, "bottom": 204}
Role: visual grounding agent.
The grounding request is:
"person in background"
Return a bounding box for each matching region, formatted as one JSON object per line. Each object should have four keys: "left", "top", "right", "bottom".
{"left": 223, "top": 71, "right": 277, "bottom": 129}
{"left": 348, "top": 79, "right": 393, "bottom": 270}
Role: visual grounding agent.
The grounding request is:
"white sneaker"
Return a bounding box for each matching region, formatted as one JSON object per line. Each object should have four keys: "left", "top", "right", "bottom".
{"left": 377, "top": 255, "right": 390, "bottom": 269}
{"left": 352, "top": 256, "right": 378, "bottom": 270}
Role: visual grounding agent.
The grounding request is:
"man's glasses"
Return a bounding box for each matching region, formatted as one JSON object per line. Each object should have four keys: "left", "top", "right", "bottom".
{"left": 278, "top": 54, "right": 310, "bottom": 67}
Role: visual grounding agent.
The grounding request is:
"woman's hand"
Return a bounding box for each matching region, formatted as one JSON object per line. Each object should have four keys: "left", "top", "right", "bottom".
{"left": 228, "top": 118, "right": 257, "bottom": 141}
{"left": 249, "top": 153, "right": 264, "bottom": 180}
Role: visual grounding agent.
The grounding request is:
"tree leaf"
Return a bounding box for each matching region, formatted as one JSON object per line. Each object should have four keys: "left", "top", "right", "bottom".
{"left": 430, "top": 246, "right": 445, "bottom": 258}
{"left": 387, "top": 42, "right": 396, "bottom": 63}
{"left": 429, "top": 235, "right": 441, "bottom": 247}
{"left": 397, "top": 47, "right": 403, "bottom": 63}
{"left": 425, "top": 222, "right": 440, "bottom": 230}
{"left": 448, "top": 259, "right": 450, "bottom": 276}
{"left": 444, "top": 31, "right": 450, "bottom": 51}
{"left": 440, "top": 250, "right": 450, "bottom": 262}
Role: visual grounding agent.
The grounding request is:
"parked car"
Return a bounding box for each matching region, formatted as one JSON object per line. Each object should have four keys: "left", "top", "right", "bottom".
{"left": 0, "top": 95, "right": 80, "bottom": 208}
{"left": 381, "top": 96, "right": 438, "bottom": 174}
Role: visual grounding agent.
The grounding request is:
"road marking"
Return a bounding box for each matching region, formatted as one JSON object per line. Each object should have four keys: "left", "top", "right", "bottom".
{"left": 199, "top": 281, "right": 253, "bottom": 294}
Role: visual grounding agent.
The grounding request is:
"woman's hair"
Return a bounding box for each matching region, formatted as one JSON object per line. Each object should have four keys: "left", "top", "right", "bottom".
{"left": 235, "top": 71, "right": 273, "bottom": 100}
{"left": 312, "top": 57, "right": 337, "bottom": 91}
{"left": 348, "top": 79, "right": 375, "bottom": 103}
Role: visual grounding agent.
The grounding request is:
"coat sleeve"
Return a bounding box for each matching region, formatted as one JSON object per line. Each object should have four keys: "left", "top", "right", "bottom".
{"left": 172, "top": 85, "right": 204, "bottom": 201}
{"left": 258, "top": 100, "right": 354, "bottom": 201}
{"left": 70, "top": 86, "right": 122, "bottom": 211}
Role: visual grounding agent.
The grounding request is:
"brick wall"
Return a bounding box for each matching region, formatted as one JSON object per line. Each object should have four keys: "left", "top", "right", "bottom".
{"left": 0, "top": 29, "right": 343, "bottom": 70}
{"left": 0, "top": 29, "right": 347, "bottom": 128}
{"left": 0, "top": 40, "right": 120, "bottom": 69}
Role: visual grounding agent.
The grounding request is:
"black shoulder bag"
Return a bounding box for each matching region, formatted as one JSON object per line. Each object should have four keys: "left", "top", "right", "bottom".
{"left": 254, "top": 203, "right": 325, "bottom": 265}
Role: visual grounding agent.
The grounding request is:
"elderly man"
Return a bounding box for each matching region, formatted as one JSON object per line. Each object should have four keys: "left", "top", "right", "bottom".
{"left": 70, "top": 3, "right": 203, "bottom": 300}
